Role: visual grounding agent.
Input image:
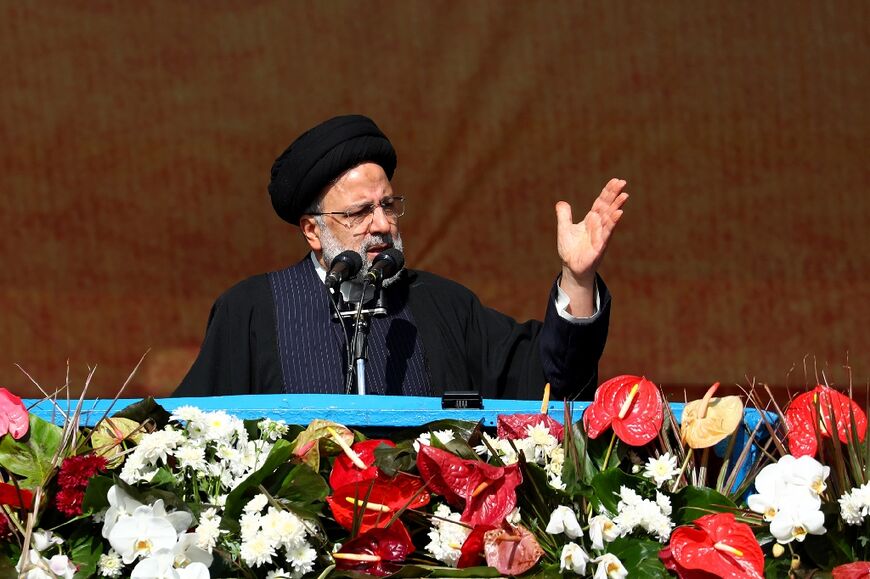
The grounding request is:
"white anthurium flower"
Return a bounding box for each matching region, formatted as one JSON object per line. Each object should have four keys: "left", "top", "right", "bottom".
{"left": 102, "top": 485, "right": 145, "bottom": 539}
{"left": 787, "top": 455, "right": 831, "bottom": 497}
{"left": 588, "top": 514, "right": 620, "bottom": 550}
{"left": 545, "top": 505, "right": 583, "bottom": 539}
{"left": 560, "top": 542, "right": 590, "bottom": 575}
{"left": 131, "top": 549, "right": 210, "bottom": 579}
{"left": 592, "top": 553, "right": 628, "bottom": 579}
{"left": 109, "top": 502, "right": 184, "bottom": 564}
{"left": 769, "top": 505, "right": 826, "bottom": 544}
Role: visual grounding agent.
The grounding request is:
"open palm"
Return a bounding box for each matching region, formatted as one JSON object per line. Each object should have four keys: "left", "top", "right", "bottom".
{"left": 556, "top": 178, "right": 629, "bottom": 282}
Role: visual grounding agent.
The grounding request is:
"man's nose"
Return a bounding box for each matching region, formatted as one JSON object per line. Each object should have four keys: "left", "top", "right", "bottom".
{"left": 367, "top": 205, "right": 392, "bottom": 234}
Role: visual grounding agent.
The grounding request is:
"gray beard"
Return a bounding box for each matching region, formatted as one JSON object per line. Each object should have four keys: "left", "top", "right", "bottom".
{"left": 318, "top": 220, "right": 405, "bottom": 287}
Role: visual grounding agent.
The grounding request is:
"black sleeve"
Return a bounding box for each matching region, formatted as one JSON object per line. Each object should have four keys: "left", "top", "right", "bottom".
{"left": 173, "top": 275, "right": 284, "bottom": 397}
{"left": 408, "top": 271, "right": 610, "bottom": 401}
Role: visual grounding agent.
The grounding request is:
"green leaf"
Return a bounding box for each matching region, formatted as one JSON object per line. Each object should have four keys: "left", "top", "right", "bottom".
{"left": 273, "top": 462, "right": 329, "bottom": 519}
{"left": 670, "top": 485, "right": 737, "bottom": 525}
{"left": 112, "top": 397, "right": 170, "bottom": 430}
{"left": 373, "top": 440, "right": 415, "bottom": 476}
{"left": 69, "top": 527, "right": 104, "bottom": 579}
{"left": 606, "top": 536, "right": 669, "bottom": 576}
{"left": 589, "top": 468, "right": 649, "bottom": 515}
{"left": 0, "top": 414, "right": 63, "bottom": 487}
{"left": 381, "top": 565, "right": 502, "bottom": 577}
{"left": 81, "top": 474, "right": 114, "bottom": 513}
{"left": 517, "top": 460, "right": 570, "bottom": 530}
{"left": 222, "top": 439, "right": 295, "bottom": 529}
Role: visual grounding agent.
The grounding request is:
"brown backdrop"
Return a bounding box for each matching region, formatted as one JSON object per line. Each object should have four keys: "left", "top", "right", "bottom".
{"left": 1, "top": 1, "right": 867, "bottom": 400}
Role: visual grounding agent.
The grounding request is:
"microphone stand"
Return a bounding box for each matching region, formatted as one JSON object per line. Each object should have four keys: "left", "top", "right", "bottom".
{"left": 345, "top": 278, "right": 375, "bottom": 396}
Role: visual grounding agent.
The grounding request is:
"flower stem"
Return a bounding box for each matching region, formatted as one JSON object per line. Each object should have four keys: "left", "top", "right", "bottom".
{"left": 671, "top": 447, "right": 694, "bottom": 492}
{"left": 602, "top": 431, "right": 618, "bottom": 470}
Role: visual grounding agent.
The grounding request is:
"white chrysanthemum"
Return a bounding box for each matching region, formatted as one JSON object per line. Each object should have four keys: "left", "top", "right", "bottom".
{"left": 118, "top": 453, "right": 158, "bottom": 485}
{"left": 199, "top": 410, "right": 240, "bottom": 440}
{"left": 135, "top": 428, "right": 186, "bottom": 464}
{"left": 258, "top": 419, "right": 290, "bottom": 441}
{"left": 643, "top": 453, "right": 679, "bottom": 487}
{"left": 170, "top": 405, "right": 204, "bottom": 424}
{"left": 425, "top": 504, "right": 471, "bottom": 567}
{"left": 174, "top": 443, "right": 207, "bottom": 472}
{"left": 560, "top": 542, "right": 590, "bottom": 575}
{"left": 413, "top": 429, "right": 455, "bottom": 452}
{"left": 240, "top": 534, "right": 277, "bottom": 568}
{"left": 266, "top": 569, "right": 290, "bottom": 579}
{"left": 839, "top": 491, "right": 863, "bottom": 525}
{"left": 261, "top": 508, "right": 307, "bottom": 550}
{"left": 613, "top": 486, "right": 673, "bottom": 542}
{"left": 97, "top": 549, "right": 124, "bottom": 577}
{"left": 240, "top": 511, "right": 262, "bottom": 542}
{"left": 287, "top": 543, "right": 317, "bottom": 574}
{"left": 526, "top": 422, "right": 558, "bottom": 448}
{"left": 195, "top": 508, "right": 223, "bottom": 552}
{"left": 245, "top": 494, "right": 270, "bottom": 515}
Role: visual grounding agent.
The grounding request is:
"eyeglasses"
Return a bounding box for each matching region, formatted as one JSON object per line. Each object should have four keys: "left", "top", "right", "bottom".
{"left": 309, "top": 196, "right": 405, "bottom": 229}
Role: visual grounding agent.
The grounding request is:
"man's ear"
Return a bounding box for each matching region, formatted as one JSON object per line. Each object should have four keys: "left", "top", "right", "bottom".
{"left": 299, "top": 215, "right": 322, "bottom": 252}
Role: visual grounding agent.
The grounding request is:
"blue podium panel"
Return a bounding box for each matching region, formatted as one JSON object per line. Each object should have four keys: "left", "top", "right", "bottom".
{"left": 23, "top": 393, "right": 772, "bottom": 432}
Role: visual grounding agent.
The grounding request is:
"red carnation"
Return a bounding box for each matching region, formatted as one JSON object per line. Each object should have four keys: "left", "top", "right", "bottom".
{"left": 57, "top": 454, "right": 108, "bottom": 490}
{"left": 55, "top": 454, "right": 107, "bottom": 518}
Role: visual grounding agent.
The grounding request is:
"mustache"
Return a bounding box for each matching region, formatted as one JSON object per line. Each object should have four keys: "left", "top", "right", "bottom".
{"left": 359, "top": 234, "right": 395, "bottom": 255}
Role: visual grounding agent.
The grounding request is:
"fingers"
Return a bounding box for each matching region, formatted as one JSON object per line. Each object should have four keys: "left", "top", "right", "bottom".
{"left": 600, "top": 178, "right": 627, "bottom": 204}
{"left": 555, "top": 200, "right": 574, "bottom": 228}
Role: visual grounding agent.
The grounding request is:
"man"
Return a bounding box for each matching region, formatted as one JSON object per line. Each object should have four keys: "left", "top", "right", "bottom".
{"left": 175, "top": 115, "right": 627, "bottom": 400}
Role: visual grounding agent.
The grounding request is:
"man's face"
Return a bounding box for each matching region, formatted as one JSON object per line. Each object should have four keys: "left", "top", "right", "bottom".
{"left": 302, "top": 162, "right": 403, "bottom": 278}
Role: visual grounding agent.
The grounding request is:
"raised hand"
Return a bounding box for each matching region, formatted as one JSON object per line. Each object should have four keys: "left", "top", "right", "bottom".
{"left": 555, "top": 178, "right": 629, "bottom": 316}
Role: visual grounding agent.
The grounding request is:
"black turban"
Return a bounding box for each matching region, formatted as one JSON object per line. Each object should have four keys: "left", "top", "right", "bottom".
{"left": 268, "top": 115, "right": 397, "bottom": 225}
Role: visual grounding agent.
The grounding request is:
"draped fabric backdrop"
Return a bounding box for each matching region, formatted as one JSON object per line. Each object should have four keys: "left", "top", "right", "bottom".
{"left": 1, "top": 2, "right": 867, "bottom": 400}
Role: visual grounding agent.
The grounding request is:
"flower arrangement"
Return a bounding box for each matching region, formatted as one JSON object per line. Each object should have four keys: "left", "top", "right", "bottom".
{"left": 0, "top": 375, "right": 868, "bottom": 578}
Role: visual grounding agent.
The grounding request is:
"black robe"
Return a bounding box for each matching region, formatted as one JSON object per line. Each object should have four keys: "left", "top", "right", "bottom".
{"left": 174, "top": 259, "right": 611, "bottom": 401}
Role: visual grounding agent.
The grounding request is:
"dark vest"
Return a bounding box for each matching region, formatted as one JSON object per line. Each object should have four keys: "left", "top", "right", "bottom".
{"left": 267, "top": 258, "right": 432, "bottom": 396}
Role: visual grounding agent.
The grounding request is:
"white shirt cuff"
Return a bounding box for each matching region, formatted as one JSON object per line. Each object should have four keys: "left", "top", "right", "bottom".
{"left": 555, "top": 279, "right": 600, "bottom": 322}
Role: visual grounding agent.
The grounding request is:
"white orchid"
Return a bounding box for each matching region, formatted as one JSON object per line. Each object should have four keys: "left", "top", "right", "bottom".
{"left": 545, "top": 505, "right": 584, "bottom": 539}
{"left": 130, "top": 549, "right": 210, "bottom": 579}
{"left": 560, "top": 542, "right": 590, "bottom": 574}
{"left": 108, "top": 499, "right": 193, "bottom": 564}
{"left": 16, "top": 549, "right": 76, "bottom": 579}
{"left": 769, "top": 504, "right": 826, "bottom": 544}
{"left": 30, "top": 530, "right": 64, "bottom": 553}
{"left": 103, "top": 485, "right": 148, "bottom": 539}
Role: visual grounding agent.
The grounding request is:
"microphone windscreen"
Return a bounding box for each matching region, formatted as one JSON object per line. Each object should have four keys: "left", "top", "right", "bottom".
{"left": 331, "top": 250, "right": 363, "bottom": 274}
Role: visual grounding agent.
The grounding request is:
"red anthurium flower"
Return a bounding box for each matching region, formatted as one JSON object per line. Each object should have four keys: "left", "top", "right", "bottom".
{"left": 333, "top": 523, "right": 415, "bottom": 577}
{"left": 457, "top": 524, "right": 496, "bottom": 568}
{"left": 785, "top": 385, "right": 868, "bottom": 458}
{"left": 583, "top": 375, "right": 663, "bottom": 445}
{"left": 327, "top": 472, "right": 429, "bottom": 534}
{"left": 484, "top": 524, "right": 544, "bottom": 576}
{"left": 833, "top": 561, "right": 870, "bottom": 579}
{"left": 416, "top": 444, "right": 522, "bottom": 527}
{"left": 0, "top": 388, "right": 29, "bottom": 440}
{"left": 497, "top": 414, "right": 564, "bottom": 442}
{"left": 329, "top": 439, "right": 395, "bottom": 489}
{"left": 0, "top": 481, "right": 33, "bottom": 510}
{"left": 660, "top": 513, "right": 764, "bottom": 579}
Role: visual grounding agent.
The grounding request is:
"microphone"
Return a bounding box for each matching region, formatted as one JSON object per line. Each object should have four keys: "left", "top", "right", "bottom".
{"left": 325, "top": 250, "right": 363, "bottom": 290}
{"left": 365, "top": 248, "right": 405, "bottom": 283}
